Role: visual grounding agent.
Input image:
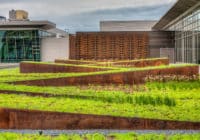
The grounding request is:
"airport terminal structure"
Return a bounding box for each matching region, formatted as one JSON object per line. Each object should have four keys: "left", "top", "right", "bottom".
{"left": 0, "top": 0, "right": 200, "bottom": 64}
{"left": 98, "top": 0, "right": 200, "bottom": 64}
{"left": 153, "top": 0, "right": 200, "bottom": 64}
{"left": 0, "top": 10, "right": 69, "bottom": 62}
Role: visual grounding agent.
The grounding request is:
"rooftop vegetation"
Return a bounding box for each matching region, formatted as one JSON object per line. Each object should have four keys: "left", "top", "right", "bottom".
{"left": 0, "top": 132, "right": 200, "bottom": 140}
{"left": 0, "top": 60, "right": 199, "bottom": 122}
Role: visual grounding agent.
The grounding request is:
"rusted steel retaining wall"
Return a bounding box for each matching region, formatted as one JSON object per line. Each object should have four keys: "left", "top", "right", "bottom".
{"left": 55, "top": 59, "right": 96, "bottom": 65}
{"left": 55, "top": 58, "right": 169, "bottom": 68}
{"left": 0, "top": 108, "right": 199, "bottom": 130}
{"left": 112, "top": 58, "right": 169, "bottom": 67}
{"left": 15, "top": 66, "right": 199, "bottom": 86}
{"left": 20, "top": 62, "right": 109, "bottom": 73}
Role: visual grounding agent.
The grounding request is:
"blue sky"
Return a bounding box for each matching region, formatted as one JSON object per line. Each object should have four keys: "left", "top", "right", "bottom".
{"left": 0, "top": 0, "right": 177, "bottom": 33}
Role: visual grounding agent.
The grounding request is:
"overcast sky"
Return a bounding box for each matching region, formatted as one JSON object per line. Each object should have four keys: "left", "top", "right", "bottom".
{"left": 0, "top": 0, "right": 177, "bottom": 33}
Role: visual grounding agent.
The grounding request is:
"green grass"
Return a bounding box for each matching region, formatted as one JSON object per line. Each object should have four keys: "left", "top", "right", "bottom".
{"left": 0, "top": 63, "right": 197, "bottom": 82}
{"left": 0, "top": 83, "right": 176, "bottom": 106}
{"left": 109, "top": 57, "right": 169, "bottom": 63}
{"left": 0, "top": 85, "right": 200, "bottom": 121}
{"left": 0, "top": 132, "right": 200, "bottom": 140}
{"left": 0, "top": 63, "right": 199, "bottom": 121}
{"left": 21, "top": 61, "right": 119, "bottom": 70}
{"left": 58, "top": 57, "right": 169, "bottom": 64}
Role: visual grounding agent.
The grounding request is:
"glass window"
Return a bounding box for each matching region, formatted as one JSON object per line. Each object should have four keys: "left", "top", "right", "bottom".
{"left": 0, "top": 30, "right": 41, "bottom": 62}
{"left": 168, "top": 6, "right": 200, "bottom": 64}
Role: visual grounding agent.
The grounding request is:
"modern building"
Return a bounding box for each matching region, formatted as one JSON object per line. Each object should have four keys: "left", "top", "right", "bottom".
{"left": 153, "top": 0, "right": 200, "bottom": 64}
{"left": 71, "top": 19, "right": 174, "bottom": 62}
{"left": 99, "top": 0, "right": 200, "bottom": 64}
{"left": 0, "top": 10, "right": 69, "bottom": 63}
{"left": 99, "top": 20, "right": 175, "bottom": 62}
{"left": 1, "top": 0, "right": 200, "bottom": 64}
{"left": 70, "top": 31, "right": 174, "bottom": 62}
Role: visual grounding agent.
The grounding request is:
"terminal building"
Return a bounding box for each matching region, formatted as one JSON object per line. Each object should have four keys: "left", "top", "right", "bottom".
{"left": 98, "top": 0, "right": 200, "bottom": 64}
{"left": 153, "top": 0, "right": 200, "bottom": 64}
{"left": 0, "top": 0, "right": 200, "bottom": 64}
{"left": 0, "top": 10, "right": 69, "bottom": 63}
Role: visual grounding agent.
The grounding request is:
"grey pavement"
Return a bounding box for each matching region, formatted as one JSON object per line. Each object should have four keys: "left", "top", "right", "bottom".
{"left": 0, "top": 63, "right": 19, "bottom": 69}
{"left": 0, "top": 130, "right": 200, "bottom": 135}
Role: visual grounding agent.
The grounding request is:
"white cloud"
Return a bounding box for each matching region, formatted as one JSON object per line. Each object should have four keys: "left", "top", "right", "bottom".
{"left": 0, "top": 0, "right": 177, "bottom": 32}
{"left": 0, "top": 0, "right": 177, "bottom": 18}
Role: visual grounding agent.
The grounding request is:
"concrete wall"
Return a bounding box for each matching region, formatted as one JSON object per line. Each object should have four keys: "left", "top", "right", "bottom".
{"left": 41, "top": 36, "right": 69, "bottom": 62}
{"left": 100, "top": 21, "right": 157, "bottom": 31}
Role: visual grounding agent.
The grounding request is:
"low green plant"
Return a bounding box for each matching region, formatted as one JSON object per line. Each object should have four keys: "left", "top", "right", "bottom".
{"left": 0, "top": 65, "right": 199, "bottom": 121}
{"left": 0, "top": 91, "right": 199, "bottom": 121}
{"left": 0, "top": 132, "right": 200, "bottom": 140}
{"left": 135, "top": 95, "right": 176, "bottom": 106}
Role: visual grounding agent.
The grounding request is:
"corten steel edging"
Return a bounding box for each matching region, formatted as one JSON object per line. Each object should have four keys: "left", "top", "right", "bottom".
{"left": 20, "top": 62, "right": 110, "bottom": 73}
{"left": 0, "top": 108, "right": 200, "bottom": 130}
{"left": 13, "top": 66, "right": 199, "bottom": 86}
{"left": 55, "top": 59, "right": 97, "bottom": 65}
{"left": 55, "top": 58, "right": 170, "bottom": 68}
{"left": 112, "top": 58, "right": 169, "bottom": 67}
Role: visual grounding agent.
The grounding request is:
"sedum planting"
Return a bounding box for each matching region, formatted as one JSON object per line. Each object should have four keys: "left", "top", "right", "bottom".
{"left": 0, "top": 60, "right": 199, "bottom": 122}
{"left": 0, "top": 132, "right": 200, "bottom": 140}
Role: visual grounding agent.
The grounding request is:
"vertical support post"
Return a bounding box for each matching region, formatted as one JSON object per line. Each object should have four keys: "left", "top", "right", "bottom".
{"left": 192, "top": 31, "right": 196, "bottom": 63}
{"left": 181, "top": 32, "right": 185, "bottom": 63}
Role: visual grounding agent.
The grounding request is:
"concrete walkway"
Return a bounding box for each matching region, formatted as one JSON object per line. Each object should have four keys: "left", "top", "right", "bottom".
{"left": 0, "top": 63, "right": 19, "bottom": 69}
{"left": 0, "top": 130, "right": 200, "bottom": 135}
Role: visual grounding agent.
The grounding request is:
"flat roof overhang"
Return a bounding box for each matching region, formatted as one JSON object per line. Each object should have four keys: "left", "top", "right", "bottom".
{"left": 153, "top": 0, "right": 200, "bottom": 30}
{"left": 0, "top": 20, "right": 56, "bottom": 30}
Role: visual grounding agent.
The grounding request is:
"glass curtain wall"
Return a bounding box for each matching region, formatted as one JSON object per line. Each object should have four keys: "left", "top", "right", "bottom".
{"left": 0, "top": 30, "right": 41, "bottom": 62}
{"left": 169, "top": 7, "right": 200, "bottom": 64}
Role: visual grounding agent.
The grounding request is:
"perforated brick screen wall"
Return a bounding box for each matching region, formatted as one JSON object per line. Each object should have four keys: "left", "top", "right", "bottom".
{"left": 74, "top": 32, "right": 149, "bottom": 60}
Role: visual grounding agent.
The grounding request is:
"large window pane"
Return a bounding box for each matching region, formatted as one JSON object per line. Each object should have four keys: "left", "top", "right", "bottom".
{"left": 0, "top": 30, "right": 41, "bottom": 62}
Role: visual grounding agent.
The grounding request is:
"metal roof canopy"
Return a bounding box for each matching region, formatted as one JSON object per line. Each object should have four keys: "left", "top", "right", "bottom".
{"left": 153, "top": 0, "right": 200, "bottom": 30}
{"left": 0, "top": 16, "right": 6, "bottom": 18}
{"left": 0, "top": 20, "right": 56, "bottom": 30}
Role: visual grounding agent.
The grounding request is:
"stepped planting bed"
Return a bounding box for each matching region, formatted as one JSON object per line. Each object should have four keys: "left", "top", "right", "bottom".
{"left": 55, "top": 58, "right": 169, "bottom": 67}
{"left": 20, "top": 61, "right": 110, "bottom": 73}
{"left": 0, "top": 108, "right": 200, "bottom": 130}
{"left": 14, "top": 64, "right": 198, "bottom": 86}
{"left": 111, "top": 58, "right": 169, "bottom": 67}
{"left": 0, "top": 58, "right": 199, "bottom": 130}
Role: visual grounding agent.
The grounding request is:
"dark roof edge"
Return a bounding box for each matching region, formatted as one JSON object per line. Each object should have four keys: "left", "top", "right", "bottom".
{"left": 153, "top": 0, "right": 200, "bottom": 30}
{"left": 0, "top": 20, "right": 56, "bottom": 30}
{"left": 100, "top": 20, "right": 158, "bottom": 22}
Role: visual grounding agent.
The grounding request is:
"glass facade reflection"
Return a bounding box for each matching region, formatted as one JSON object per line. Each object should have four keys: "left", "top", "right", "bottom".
{"left": 0, "top": 30, "right": 41, "bottom": 62}
{"left": 0, "top": 30, "right": 54, "bottom": 62}
{"left": 169, "top": 7, "right": 200, "bottom": 64}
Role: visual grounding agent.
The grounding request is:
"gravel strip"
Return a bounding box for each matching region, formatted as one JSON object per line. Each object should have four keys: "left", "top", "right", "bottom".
{"left": 0, "top": 130, "right": 200, "bottom": 135}
{"left": 0, "top": 63, "right": 19, "bottom": 69}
